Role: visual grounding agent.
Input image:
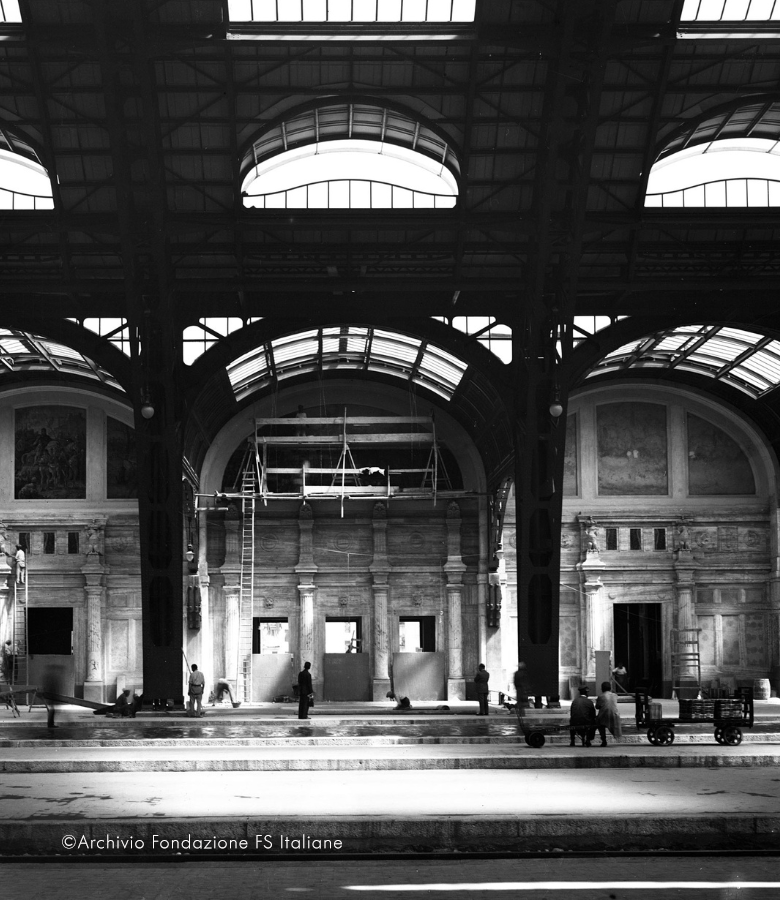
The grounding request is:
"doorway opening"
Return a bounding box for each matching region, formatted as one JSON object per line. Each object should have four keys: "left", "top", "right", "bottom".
{"left": 613, "top": 603, "right": 663, "bottom": 696}
{"left": 325, "top": 617, "right": 362, "bottom": 653}
{"left": 27, "top": 606, "right": 74, "bottom": 696}
{"left": 253, "top": 618, "right": 290, "bottom": 655}
{"left": 399, "top": 616, "right": 436, "bottom": 652}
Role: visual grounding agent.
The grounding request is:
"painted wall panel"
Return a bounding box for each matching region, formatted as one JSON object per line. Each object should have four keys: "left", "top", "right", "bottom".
{"left": 596, "top": 403, "right": 668, "bottom": 495}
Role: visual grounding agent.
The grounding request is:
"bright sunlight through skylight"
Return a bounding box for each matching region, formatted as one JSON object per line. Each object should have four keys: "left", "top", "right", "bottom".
{"left": 229, "top": 0, "right": 476, "bottom": 23}
{"left": 646, "top": 138, "right": 780, "bottom": 206}
{"left": 243, "top": 140, "right": 458, "bottom": 209}
{"left": 0, "top": 150, "right": 53, "bottom": 210}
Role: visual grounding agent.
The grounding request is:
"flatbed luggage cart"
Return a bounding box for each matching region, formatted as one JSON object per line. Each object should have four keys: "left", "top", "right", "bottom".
{"left": 635, "top": 688, "right": 754, "bottom": 746}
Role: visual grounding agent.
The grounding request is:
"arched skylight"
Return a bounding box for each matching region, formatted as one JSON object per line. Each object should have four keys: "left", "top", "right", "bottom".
{"left": 646, "top": 138, "right": 780, "bottom": 207}
{"left": 229, "top": 0, "right": 476, "bottom": 23}
{"left": 588, "top": 324, "right": 780, "bottom": 398}
{"left": 0, "top": 147, "right": 53, "bottom": 210}
{"left": 0, "top": 328, "right": 122, "bottom": 390}
{"left": 681, "top": 0, "right": 780, "bottom": 20}
{"left": 432, "top": 316, "right": 512, "bottom": 363}
{"left": 242, "top": 101, "right": 459, "bottom": 212}
{"left": 227, "top": 325, "right": 468, "bottom": 400}
{"left": 244, "top": 140, "right": 457, "bottom": 209}
{"left": 183, "top": 317, "right": 264, "bottom": 364}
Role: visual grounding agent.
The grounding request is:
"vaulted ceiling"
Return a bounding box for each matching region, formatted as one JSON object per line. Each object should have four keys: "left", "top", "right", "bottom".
{"left": 3, "top": 0, "right": 780, "bottom": 479}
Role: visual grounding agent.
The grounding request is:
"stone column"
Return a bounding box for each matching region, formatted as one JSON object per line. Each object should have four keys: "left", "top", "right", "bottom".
{"left": 223, "top": 578, "right": 240, "bottom": 684}
{"left": 370, "top": 502, "right": 391, "bottom": 699}
{"left": 82, "top": 553, "right": 106, "bottom": 703}
{"left": 674, "top": 554, "right": 699, "bottom": 698}
{"left": 579, "top": 559, "right": 607, "bottom": 682}
{"left": 768, "top": 502, "right": 780, "bottom": 694}
{"left": 0, "top": 522, "right": 12, "bottom": 646}
{"left": 444, "top": 502, "right": 467, "bottom": 700}
{"left": 298, "top": 583, "right": 316, "bottom": 666}
{"left": 197, "top": 508, "right": 213, "bottom": 686}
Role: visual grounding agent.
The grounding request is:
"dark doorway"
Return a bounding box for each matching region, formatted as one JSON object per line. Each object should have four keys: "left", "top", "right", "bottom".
{"left": 27, "top": 607, "right": 75, "bottom": 696}
{"left": 28, "top": 607, "right": 73, "bottom": 655}
{"left": 613, "top": 603, "right": 663, "bottom": 696}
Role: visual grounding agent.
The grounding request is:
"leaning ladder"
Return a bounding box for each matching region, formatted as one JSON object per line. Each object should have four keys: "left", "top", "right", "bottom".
{"left": 237, "top": 464, "right": 257, "bottom": 703}
{"left": 671, "top": 628, "right": 702, "bottom": 699}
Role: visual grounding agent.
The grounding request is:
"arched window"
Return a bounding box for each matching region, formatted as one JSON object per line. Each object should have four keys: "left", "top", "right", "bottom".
{"left": 242, "top": 101, "right": 459, "bottom": 210}
{"left": 226, "top": 325, "right": 468, "bottom": 400}
{"left": 0, "top": 129, "right": 54, "bottom": 210}
{"left": 587, "top": 324, "right": 780, "bottom": 398}
{"left": 645, "top": 99, "right": 780, "bottom": 207}
{"left": 682, "top": 0, "right": 780, "bottom": 21}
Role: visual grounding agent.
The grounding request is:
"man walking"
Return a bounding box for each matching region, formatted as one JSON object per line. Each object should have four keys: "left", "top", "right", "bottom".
{"left": 298, "top": 661, "right": 313, "bottom": 720}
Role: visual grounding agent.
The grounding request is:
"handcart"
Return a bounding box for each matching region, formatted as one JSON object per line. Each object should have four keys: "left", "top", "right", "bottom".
{"left": 515, "top": 704, "right": 570, "bottom": 748}
{"left": 635, "top": 688, "right": 754, "bottom": 746}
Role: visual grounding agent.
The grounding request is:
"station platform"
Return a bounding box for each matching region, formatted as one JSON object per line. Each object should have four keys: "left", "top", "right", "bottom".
{"left": 1, "top": 698, "right": 778, "bottom": 857}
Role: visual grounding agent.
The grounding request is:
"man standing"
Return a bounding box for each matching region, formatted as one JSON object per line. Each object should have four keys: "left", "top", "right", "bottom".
{"left": 187, "top": 663, "right": 206, "bottom": 718}
{"left": 298, "top": 661, "right": 313, "bottom": 720}
{"left": 474, "top": 663, "right": 490, "bottom": 716}
{"left": 569, "top": 685, "right": 596, "bottom": 747}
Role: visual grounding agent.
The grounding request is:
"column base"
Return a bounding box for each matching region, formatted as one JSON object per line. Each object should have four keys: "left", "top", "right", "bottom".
{"left": 447, "top": 677, "right": 466, "bottom": 701}
{"left": 372, "top": 678, "right": 392, "bottom": 701}
{"left": 83, "top": 681, "right": 105, "bottom": 704}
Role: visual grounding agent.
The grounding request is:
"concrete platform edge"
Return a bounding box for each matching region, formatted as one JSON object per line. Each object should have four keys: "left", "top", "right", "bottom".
{"left": 2, "top": 814, "right": 779, "bottom": 856}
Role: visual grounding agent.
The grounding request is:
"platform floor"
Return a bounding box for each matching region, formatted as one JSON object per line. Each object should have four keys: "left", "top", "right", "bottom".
{"left": 1, "top": 698, "right": 778, "bottom": 855}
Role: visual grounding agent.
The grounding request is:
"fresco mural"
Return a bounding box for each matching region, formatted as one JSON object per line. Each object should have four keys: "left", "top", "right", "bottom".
{"left": 597, "top": 402, "right": 668, "bottom": 495}
{"left": 106, "top": 416, "right": 137, "bottom": 499}
{"left": 563, "top": 414, "right": 577, "bottom": 495}
{"left": 15, "top": 406, "right": 86, "bottom": 499}
{"left": 687, "top": 413, "right": 755, "bottom": 495}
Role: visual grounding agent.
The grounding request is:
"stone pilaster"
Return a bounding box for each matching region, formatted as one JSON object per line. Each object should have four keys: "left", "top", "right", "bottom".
{"left": 223, "top": 578, "right": 240, "bottom": 684}
{"left": 578, "top": 554, "right": 607, "bottom": 682}
{"left": 370, "top": 502, "right": 391, "bottom": 699}
{"left": 674, "top": 556, "right": 699, "bottom": 696}
{"left": 444, "top": 501, "right": 467, "bottom": 700}
{"left": 82, "top": 553, "right": 106, "bottom": 702}
{"left": 0, "top": 521, "right": 12, "bottom": 646}
{"left": 298, "top": 583, "right": 316, "bottom": 667}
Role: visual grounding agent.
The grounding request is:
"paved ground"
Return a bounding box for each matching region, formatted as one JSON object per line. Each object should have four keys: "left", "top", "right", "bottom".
{"left": 2, "top": 856, "right": 780, "bottom": 900}
{"left": 0, "top": 697, "right": 777, "bottom": 856}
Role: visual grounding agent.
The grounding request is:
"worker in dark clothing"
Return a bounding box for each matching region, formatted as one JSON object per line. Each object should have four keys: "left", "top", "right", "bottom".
{"left": 474, "top": 663, "right": 490, "bottom": 716}
{"left": 297, "top": 661, "right": 313, "bottom": 720}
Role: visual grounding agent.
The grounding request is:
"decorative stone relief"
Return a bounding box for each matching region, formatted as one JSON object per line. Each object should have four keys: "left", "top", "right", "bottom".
{"left": 408, "top": 532, "right": 425, "bottom": 548}
{"left": 261, "top": 596, "right": 274, "bottom": 609}
{"left": 560, "top": 532, "right": 575, "bottom": 549}
{"left": 412, "top": 592, "right": 423, "bottom": 607}
{"left": 260, "top": 534, "right": 279, "bottom": 552}
{"left": 718, "top": 526, "right": 739, "bottom": 552}
{"left": 739, "top": 528, "right": 768, "bottom": 552}
{"left": 338, "top": 595, "right": 349, "bottom": 608}
{"left": 691, "top": 528, "right": 716, "bottom": 550}
{"left": 334, "top": 532, "right": 353, "bottom": 552}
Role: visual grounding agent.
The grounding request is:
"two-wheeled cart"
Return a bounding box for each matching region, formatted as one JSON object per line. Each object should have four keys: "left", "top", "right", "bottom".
{"left": 515, "top": 705, "right": 570, "bottom": 748}
{"left": 635, "top": 688, "right": 754, "bottom": 746}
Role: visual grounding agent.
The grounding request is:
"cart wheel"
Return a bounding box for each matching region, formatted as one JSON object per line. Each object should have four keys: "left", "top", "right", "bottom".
{"left": 714, "top": 727, "right": 725, "bottom": 745}
{"left": 723, "top": 726, "right": 743, "bottom": 746}
{"left": 524, "top": 735, "right": 531, "bottom": 746}
{"left": 655, "top": 725, "right": 675, "bottom": 745}
{"left": 647, "top": 729, "right": 659, "bottom": 745}
{"left": 527, "top": 731, "right": 546, "bottom": 749}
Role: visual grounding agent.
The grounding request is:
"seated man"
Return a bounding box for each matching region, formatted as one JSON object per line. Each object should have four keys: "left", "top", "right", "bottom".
{"left": 94, "top": 688, "right": 141, "bottom": 718}
{"left": 386, "top": 691, "right": 412, "bottom": 711}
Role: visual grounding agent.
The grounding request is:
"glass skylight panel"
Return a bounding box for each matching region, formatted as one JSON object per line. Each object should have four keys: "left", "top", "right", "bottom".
{"left": 0, "top": 1, "right": 21, "bottom": 23}
{"left": 647, "top": 138, "right": 780, "bottom": 207}
{"left": 271, "top": 331, "right": 320, "bottom": 367}
{"left": 243, "top": 140, "right": 458, "bottom": 210}
{"left": 228, "top": 0, "right": 475, "bottom": 22}
{"left": 682, "top": 0, "right": 780, "bottom": 18}
{"left": 0, "top": 149, "right": 54, "bottom": 210}
{"left": 227, "top": 349, "right": 271, "bottom": 391}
